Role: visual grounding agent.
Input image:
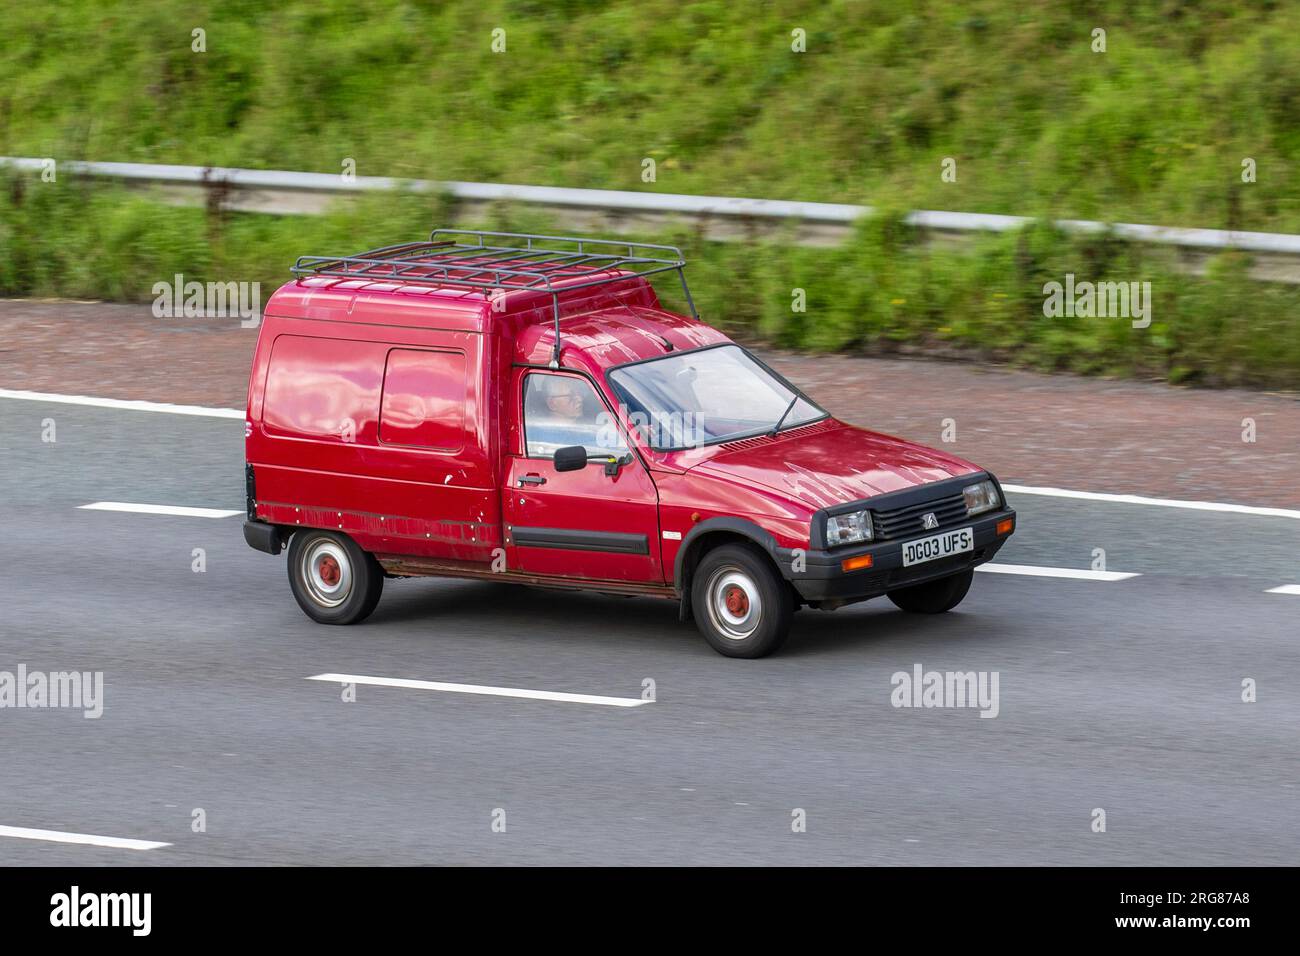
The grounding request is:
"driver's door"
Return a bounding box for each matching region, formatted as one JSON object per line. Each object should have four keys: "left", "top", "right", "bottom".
{"left": 502, "top": 370, "right": 663, "bottom": 583}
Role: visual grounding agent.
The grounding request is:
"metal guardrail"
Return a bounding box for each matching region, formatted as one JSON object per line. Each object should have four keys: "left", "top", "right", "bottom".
{"left": 5, "top": 157, "right": 1300, "bottom": 280}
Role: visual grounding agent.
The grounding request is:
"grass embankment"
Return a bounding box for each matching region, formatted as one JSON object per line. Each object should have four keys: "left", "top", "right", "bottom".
{"left": 1, "top": 1, "right": 1298, "bottom": 386}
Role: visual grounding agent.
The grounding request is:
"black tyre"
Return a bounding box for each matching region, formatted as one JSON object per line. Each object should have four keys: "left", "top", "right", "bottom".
{"left": 287, "top": 530, "right": 384, "bottom": 625}
{"left": 887, "top": 568, "right": 973, "bottom": 614}
{"left": 691, "top": 543, "right": 793, "bottom": 658}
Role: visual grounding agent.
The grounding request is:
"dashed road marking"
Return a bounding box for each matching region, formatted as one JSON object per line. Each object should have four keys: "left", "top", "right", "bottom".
{"left": 1002, "top": 483, "right": 1300, "bottom": 521}
{"left": 977, "top": 563, "right": 1139, "bottom": 582}
{"left": 0, "top": 388, "right": 242, "bottom": 419}
{"left": 307, "top": 673, "right": 650, "bottom": 708}
{"left": 0, "top": 824, "right": 170, "bottom": 851}
{"left": 79, "top": 502, "right": 243, "bottom": 518}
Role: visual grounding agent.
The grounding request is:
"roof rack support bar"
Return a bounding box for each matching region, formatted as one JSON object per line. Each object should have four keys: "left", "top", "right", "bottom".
{"left": 677, "top": 267, "right": 699, "bottom": 320}
{"left": 550, "top": 293, "right": 562, "bottom": 369}
{"left": 295, "top": 232, "right": 696, "bottom": 358}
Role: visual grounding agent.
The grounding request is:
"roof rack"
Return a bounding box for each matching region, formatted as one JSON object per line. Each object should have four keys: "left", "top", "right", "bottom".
{"left": 292, "top": 229, "right": 699, "bottom": 368}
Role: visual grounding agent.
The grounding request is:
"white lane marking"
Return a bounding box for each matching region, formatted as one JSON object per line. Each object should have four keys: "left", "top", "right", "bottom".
{"left": 977, "top": 563, "right": 1140, "bottom": 581}
{"left": 1265, "top": 584, "right": 1300, "bottom": 595}
{"left": 1002, "top": 483, "right": 1300, "bottom": 521}
{"left": 79, "top": 502, "right": 242, "bottom": 518}
{"left": 307, "top": 673, "right": 650, "bottom": 708}
{"left": 6, "top": 390, "right": 1294, "bottom": 523}
{"left": 0, "top": 388, "right": 242, "bottom": 419}
{"left": 0, "top": 824, "right": 170, "bottom": 851}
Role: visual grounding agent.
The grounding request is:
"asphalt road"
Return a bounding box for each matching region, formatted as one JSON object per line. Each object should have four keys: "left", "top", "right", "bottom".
{"left": 1, "top": 398, "right": 1297, "bottom": 865}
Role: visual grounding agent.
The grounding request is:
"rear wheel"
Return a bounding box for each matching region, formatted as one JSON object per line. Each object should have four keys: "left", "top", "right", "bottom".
{"left": 691, "top": 544, "right": 792, "bottom": 658}
{"left": 287, "top": 530, "right": 384, "bottom": 625}
{"left": 887, "top": 568, "right": 973, "bottom": 614}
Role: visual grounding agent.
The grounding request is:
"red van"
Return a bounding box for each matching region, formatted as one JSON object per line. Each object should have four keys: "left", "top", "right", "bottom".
{"left": 244, "top": 230, "right": 1015, "bottom": 657}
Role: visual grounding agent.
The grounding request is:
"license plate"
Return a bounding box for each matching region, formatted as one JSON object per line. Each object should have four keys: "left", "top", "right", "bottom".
{"left": 902, "top": 526, "right": 973, "bottom": 567}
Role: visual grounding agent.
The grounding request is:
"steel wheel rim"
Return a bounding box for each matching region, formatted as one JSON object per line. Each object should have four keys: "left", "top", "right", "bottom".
{"left": 706, "top": 567, "right": 762, "bottom": 640}
{"left": 301, "top": 538, "right": 353, "bottom": 608}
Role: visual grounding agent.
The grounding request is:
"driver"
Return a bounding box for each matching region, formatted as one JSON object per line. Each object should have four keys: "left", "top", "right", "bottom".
{"left": 534, "top": 375, "right": 627, "bottom": 458}
{"left": 544, "top": 376, "right": 595, "bottom": 423}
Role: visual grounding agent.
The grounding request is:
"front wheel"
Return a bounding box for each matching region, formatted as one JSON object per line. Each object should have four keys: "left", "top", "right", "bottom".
{"left": 887, "top": 568, "right": 973, "bottom": 614}
{"left": 691, "top": 544, "right": 793, "bottom": 658}
{"left": 287, "top": 530, "right": 384, "bottom": 625}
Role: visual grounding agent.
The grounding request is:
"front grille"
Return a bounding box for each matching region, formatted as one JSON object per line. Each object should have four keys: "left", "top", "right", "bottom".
{"left": 872, "top": 491, "right": 968, "bottom": 540}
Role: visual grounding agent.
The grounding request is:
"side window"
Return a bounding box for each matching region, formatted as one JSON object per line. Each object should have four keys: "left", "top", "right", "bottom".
{"left": 523, "top": 374, "right": 628, "bottom": 460}
{"left": 379, "top": 348, "right": 466, "bottom": 451}
{"left": 263, "top": 335, "right": 384, "bottom": 442}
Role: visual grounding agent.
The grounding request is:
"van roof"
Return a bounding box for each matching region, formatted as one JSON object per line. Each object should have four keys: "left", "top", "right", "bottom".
{"left": 265, "top": 277, "right": 730, "bottom": 370}
{"left": 514, "top": 304, "right": 730, "bottom": 368}
{"left": 267, "top": 229, "right": 726, "bottom": 370}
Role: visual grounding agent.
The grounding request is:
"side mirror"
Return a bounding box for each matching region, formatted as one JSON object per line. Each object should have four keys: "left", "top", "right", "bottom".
{"left": 553, "top": 445, "right": 589, "bottom": 472}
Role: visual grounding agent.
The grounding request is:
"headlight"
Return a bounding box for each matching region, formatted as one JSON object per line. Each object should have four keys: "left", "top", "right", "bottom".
{"left": 826, "top": 509, "right": 873, "bottom": 546}
{"left": 963, "top": 479, "right": 1001, "bottom": 516}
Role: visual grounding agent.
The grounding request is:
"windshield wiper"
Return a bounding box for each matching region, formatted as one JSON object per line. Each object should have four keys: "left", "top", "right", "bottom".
{"left": 770, "top": 394, "right": 799, "bottom": 435}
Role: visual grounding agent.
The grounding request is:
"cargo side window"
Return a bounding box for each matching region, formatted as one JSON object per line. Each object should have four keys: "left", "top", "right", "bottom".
{"left": 263, "top": 335, "right": 385, "bottom": 442}
{"left": 523, "top": 374, "right": 627, "bottom": 460}
{"left": 379, "top": 349, "right": 466, "bottom": 451}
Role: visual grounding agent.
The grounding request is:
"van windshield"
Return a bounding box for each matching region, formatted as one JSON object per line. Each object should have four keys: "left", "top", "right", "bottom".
{"left": 607, "top": 345, "right": 825, "bottom": 450}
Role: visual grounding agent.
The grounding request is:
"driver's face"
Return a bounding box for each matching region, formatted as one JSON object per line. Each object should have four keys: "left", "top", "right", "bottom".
{"left": 546, "top": 382, "right": 584, "bottom": 420}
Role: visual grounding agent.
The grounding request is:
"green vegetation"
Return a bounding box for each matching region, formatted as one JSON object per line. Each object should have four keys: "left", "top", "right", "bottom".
{"left": 3, "top": 174, "right": 1295, "bottom": 387}
{"left": 5, "top": 0, "right": 1299, "bottom": 229}
{"left": 1, "top": 1, "right": 1298, "bottom": 387}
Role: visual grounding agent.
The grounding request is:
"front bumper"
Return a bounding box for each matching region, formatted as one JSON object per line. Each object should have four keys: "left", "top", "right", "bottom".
{"left": 777, "top": 508, "right": 1016, "bottom": 604}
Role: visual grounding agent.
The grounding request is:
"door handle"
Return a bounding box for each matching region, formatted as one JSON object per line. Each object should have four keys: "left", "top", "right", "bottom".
{"left": 517, "top": 474, "right": 547, "bottom": 486}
